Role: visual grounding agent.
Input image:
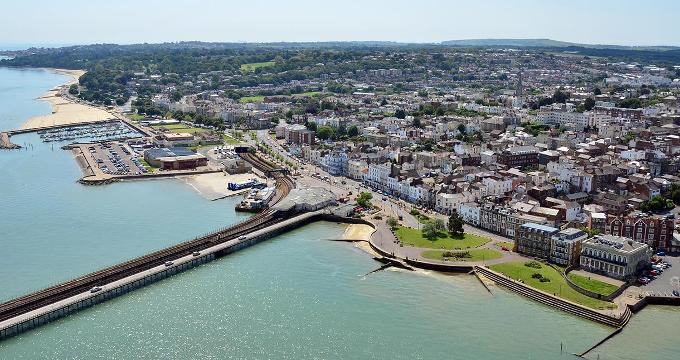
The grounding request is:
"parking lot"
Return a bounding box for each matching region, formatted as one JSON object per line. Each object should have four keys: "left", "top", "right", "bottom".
{"left": 82, "top": 142, "right": 148, "bottom": 176}
{"left": 635, "top": 254, "right": 680, "bottom": 297}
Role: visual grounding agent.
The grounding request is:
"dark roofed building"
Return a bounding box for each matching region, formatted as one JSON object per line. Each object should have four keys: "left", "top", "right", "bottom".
{"left": 498, "top": 146, "right": 539, "bottom": 168}
{"left": 144, "top": 147, "right": 208, "bottom": 170}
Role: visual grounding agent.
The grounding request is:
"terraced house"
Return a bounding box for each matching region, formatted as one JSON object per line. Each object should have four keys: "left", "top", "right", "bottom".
{"left": 515, "top": 223, "right": 559, "bottom": 259}
{"left": 607, "top": 212, "right": 675, "bottom": 251}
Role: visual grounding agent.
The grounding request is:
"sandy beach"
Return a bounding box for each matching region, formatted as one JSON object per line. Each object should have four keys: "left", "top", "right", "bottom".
{"left": 342, "top": 224, "right": 379, "bottom": 256}
{"left": 20, "top": 69, "right": 115, "bottom": 130}
{"left": 179, "top": 172, "right": 267, "bottom": 200}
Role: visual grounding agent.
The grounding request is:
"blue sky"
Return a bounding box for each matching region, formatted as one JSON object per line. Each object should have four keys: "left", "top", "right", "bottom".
{"left": 1, "top": 0, "right": 679, "bottom": 46}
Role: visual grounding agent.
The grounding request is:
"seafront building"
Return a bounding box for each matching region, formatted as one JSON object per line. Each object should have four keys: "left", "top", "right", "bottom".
{"left": 515, "top": 223, "right": 559, "bottom": 259}
{"left": 579, "top": 234, "right": 652, "bottom": 280}
{"left": 550, "top": 228, "right": 587, "bottom": 266}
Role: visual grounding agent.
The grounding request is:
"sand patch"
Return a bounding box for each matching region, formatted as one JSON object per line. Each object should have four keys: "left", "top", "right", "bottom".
{"left": 20, "top": 69, "right": 115, "bottom": 130}
{"left": 180, "top": 172, "right": 266, "bottom": 200}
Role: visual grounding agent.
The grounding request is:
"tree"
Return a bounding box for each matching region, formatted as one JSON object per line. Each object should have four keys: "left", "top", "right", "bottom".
{"left": 421, "top": 222, "right": 439, "bottom": 240}
{"left": 347, "top": 125, "right": 359, "bottom": 137}
{"left": 593, "top": 87, "right": 602, "bottom": 96}
{"left": 553, "top": 89, "right": 569, "bottom": 103}
{"left": 356, "top": 192, "right": 373, "bottom": 208}
{"left": 432, "top": 218, "right": 446, "bottom": 232}
{"left": 639, "top": 195, "right": 674, "bottom": 213}
{"left": 316, "top": 125, "right": 335, "bottom": 140}
{"left": 457, "top": 123, "right": 466, "bottom": 134}
{"left": 584, "top": 97, "right": 596, "bottom": 111}
{"left": 386, "top": 216, "right": 398, "bottom": 229}
{"left": 448, "top": 212, "right": 464, "bottom": 237}
{"left": 395, "top": 109, "right": 406, "bottom": 119}
{"left": 412, "top": 117, "right": 422, "bottom": 128}
{"left": 617, "top": 98, "right": 642, "bottom": 109}
{"left": 305, "top": 121, "right": 317, "bottom": 132}
{"left": 68, "top": 84, "right": 79, "bottom": 95}
{"left": 668, "top": 184, "right": 680, "bottom": 205}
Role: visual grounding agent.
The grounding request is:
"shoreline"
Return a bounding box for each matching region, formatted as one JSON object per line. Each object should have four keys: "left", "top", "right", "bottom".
{"left": 20, "top": 68, "right": 115, "bottom": 131}
{"left": 341, "top": 224, "right": 380, "bottom": 256}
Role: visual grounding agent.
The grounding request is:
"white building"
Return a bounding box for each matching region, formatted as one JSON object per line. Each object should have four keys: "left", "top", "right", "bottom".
{"left": 459, "top": 202, "right": 481, "bottom": 226}
{"left": 435, "top": 193, "right": 477, "bottom": 215}
{"left": 347, "top": 159, "right": 368, "bottom": 181}
{"left": 580, "top": 235, "right": 652, "bottom": 280}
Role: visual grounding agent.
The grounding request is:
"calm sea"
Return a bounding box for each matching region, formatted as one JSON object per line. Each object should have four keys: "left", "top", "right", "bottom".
{"left": 0, "top": 67, "right": 678, "bottom": 359}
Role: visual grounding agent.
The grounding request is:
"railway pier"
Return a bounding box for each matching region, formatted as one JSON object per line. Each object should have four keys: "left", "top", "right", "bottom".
{"left": 0, "top": 151, "right": 343, "bottom": 341}
{"left": 0, "top": 209, "right": 340, "bottom": 340}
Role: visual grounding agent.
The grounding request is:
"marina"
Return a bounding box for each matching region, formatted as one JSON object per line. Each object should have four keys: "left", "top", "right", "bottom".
{"left": 37, "top": 120, "right": 142, "bottom": 143}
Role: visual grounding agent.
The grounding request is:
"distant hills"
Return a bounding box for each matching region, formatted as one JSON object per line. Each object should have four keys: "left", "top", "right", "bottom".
{"left": 440, "top": 38, "right": 680, "bottom": 51}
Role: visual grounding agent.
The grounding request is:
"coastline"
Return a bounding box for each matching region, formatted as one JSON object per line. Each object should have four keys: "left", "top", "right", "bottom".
{"left": 342, "top": 223, "right": 380, "bottom": 256}
{"left": 20, "top": 68, "right": 114, "bottom": 131}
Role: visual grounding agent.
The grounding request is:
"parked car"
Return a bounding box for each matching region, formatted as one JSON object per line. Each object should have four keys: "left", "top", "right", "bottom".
{"left": 673, "top": 290, "right": 680, "bottom": 297}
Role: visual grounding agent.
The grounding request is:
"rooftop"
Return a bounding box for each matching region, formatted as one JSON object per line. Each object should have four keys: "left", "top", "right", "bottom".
{"left": 585, "top": 234, "right": 647, "bottom": 252}
{"left": 521, "top": 222, "right": 559, "bottom": 234}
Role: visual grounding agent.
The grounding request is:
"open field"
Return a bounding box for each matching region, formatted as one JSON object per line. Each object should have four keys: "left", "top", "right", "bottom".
{"left": 128, "top": 113, "right": 146, "bottom": 121}
{"left": 421, "top": 248, "right": 502, "bottom": 262}
{"left": 239, "top": 95, "right": 265, "bottom": 103}
{"left": 395, "top": 226, "right": 490, "bottom": 250}
{"left": 240, "top": 61, "right": 275, "bottom": 72}
{"left": 490, "top": 261, "right": 616, "bottom": 310}
{"left": 223, "top": 135, "right": 242, "bottom": 145}
{"left": 291, "top": 91, "right": 321, "bottom": 98}
{"left": 151, "top": 123, "right": 209, "bottom": 134}
{"left": 567, "top": 273, "right": 619, "bottom": 296}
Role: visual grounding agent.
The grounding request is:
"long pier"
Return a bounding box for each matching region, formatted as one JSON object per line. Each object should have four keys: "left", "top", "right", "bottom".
{"left": 0, "top": 152, "right": 302, "bottom": 340}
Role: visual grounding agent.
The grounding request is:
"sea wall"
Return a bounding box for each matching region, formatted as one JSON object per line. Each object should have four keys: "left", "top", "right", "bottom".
{"left": 475, "top": 266, "right": 630, "bottom": 328}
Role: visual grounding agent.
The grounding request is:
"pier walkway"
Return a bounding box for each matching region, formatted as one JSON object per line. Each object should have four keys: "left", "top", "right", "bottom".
{"left": 0, "top": 208, "right": 339, "bottom": 340}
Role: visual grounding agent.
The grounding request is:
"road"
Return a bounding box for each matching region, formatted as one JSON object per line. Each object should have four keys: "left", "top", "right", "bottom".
{"left": 253, "top": 130, "right": 517, "bottom": 247}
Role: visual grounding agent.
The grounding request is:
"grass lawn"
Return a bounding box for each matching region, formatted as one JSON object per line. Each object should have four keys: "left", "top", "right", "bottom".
{"left": 151, "top": 124, "right": 208, "bottom": 134}
{"left": 240, "top": 61, "right": 275, "bottom": 72}
{"left": 490, "top": 261, "right": 616, "bottom": 310}
{"left": 128, "top": 113, "right": 146, "bottom": 121}
{"left": 223, "top": 135, "right": 242, "bottom": 145}
{"left": 567, "top": 273, "right": 619, "bottom": 296}
{"left": 395, "top": 226, "right": 490, "bottom": 250}
{"left": 422, "top": 248, "right": 502, "bottom": 262}
{"left": 139, "top": 159, "right": 156, "bottom": 173}
{"left": 291, "top": 91, "right": 321, "bottom": 98}
{"left": 239, "top": 95, "right": 265, "bottom": 103}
